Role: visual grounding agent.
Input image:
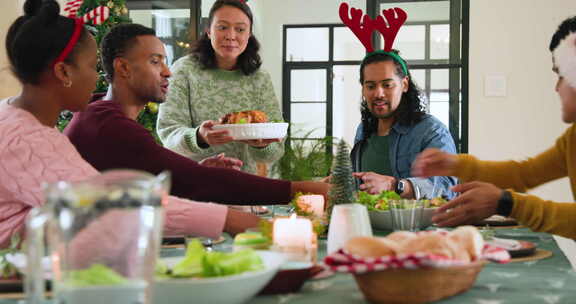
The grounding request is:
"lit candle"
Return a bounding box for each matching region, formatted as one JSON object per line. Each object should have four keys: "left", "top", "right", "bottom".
{"left": 296, "top": 195, "right": 325, "bottom": 218}
{"left": 273, "top": 214, "right": 313, "bottom": 249}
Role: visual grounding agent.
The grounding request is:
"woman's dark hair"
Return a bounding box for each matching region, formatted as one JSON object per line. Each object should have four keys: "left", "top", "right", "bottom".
{"left": 359, "top": 51, "right": 426, "bottom": 139}
{"left": 549, "top": 16, "right": 576, "bottom": 52}
{"left": 101, "top": 23, "right": 157, "bottom": 82}
{"left": 5, "top": 0, "right": 90, "bottom": 85}
{"left": 191, "top": 0, "right": 261, "bottom": 75}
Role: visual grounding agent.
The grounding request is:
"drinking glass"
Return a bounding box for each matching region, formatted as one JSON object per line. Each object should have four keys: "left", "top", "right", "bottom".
{"left": 326, "top": 204, "right": 373, "bottom": 254}
{"left": 389, "top": 199, "right": 425, "bottom": 231}
{"left": 25, "top": 170, "right": 168, "bottom": 304}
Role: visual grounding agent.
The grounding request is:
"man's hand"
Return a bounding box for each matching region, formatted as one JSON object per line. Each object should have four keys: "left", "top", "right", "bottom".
{"left": 199, "top": 153, "right": 243, "bottom": 170}
{"left": 412, "top": 148, "right": 458, "bottom": 177}
{"left": 239, "top": 138, "right": 281, "bottom": 148}
{"left": 432, "top": 181, "right": 501, "bottom": 227}
{"left": 198, "top": 120, "right": 234, "bottom": 146}
{"left": 353, "top": 172, "right": 396, "bottom": 195}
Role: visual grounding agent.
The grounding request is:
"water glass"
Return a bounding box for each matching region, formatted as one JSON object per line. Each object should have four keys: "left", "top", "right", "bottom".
{"left": 327, "top": 204, "right": 373, "bottom": 254}
{"left": 389, "top": 199, "right": 425, "bottom": 231}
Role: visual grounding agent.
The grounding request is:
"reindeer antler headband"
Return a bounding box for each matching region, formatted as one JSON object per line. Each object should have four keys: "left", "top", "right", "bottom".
{"left": 339, "top": 2, "right": 408, "bottom": 75}
{"left": 52, "top": 0, "right": 111, "bottom": 66}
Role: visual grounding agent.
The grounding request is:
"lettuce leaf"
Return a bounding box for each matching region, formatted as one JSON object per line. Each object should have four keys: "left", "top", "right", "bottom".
{"left": 171, "top": 239, "right": 205, "bottom": 277}
{"left": 164, "top": 239, "right": 264, "bottom": 279}
{"left": 67, "top": 264, "right": 128, "bottom": 287}
{"left": 202, "top": 249, "right": 263, "bottom": 277}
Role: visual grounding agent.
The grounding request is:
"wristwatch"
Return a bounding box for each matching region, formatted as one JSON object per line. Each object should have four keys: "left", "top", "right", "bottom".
{"left": 395, "top": 179, "right": 405, "bottom": 195}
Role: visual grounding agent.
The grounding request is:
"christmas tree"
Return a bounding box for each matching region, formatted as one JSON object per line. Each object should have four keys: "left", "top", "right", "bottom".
{"left": 57, "top": 0, "right": 160, "bottom": 143}
{"left": 328, "top": 139, "right": 357, "bottom": 216}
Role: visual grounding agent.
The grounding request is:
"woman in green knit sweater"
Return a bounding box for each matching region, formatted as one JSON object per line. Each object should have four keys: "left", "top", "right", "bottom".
{"left": 157, "top": 0, "right": 283, "bottom": 176}
{"left": 411, "top": 16, "right": 576, "bottom": 240}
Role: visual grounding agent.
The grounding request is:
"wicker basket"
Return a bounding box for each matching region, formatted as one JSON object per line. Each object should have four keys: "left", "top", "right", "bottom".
{"left": 353, "top": 260, "right": 485, "bottom": 304}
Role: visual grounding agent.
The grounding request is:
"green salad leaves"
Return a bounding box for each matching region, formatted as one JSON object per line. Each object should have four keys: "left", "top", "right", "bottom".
{"left": 357, "top": 191, "right": 401, "bottom": 211}
{"left": 157, "top": 239, "right": 264, "bottom": 279}
{"left": 67, "top": 264, "right": 128, "bottom": 287}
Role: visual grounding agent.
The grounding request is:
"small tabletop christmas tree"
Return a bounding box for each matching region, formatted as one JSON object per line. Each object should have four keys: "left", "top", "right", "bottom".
{"left": 327, "top": 139, "right": 357, "bottom": 218}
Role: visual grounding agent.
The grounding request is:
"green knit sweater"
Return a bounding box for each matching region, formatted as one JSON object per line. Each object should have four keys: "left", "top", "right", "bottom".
{"left": 157, "top": 55, "right": 284, "bottom": 176}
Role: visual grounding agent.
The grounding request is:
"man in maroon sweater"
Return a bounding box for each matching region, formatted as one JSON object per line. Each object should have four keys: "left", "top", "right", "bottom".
{"left": 64, "top": 24, "right": 328, "bottom": 206}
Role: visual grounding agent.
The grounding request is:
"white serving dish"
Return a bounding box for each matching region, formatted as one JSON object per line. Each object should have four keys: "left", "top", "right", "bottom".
{"left": 368, "top": 208, "right": 436, "bottom": 231}
{"left": 212, "top": 123, "right": 289, "bottom": 140}
{"left": 153, "top": 251, "right": 285, "bottom": 304}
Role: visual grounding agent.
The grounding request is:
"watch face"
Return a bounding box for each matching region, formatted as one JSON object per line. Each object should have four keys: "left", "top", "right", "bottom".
{"left": 396, "top": 180, "right": 404, "bottom": 194}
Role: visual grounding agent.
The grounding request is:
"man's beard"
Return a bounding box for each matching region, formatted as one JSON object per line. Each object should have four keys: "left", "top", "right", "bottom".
{"left": 370, "top": 110, "right": 395, "bottom": 119}
{"left": 140, "top": 91, "right": 165, "bottom": 104}
{"left": 369, "top": 103, "right": 396, "bottom": 119}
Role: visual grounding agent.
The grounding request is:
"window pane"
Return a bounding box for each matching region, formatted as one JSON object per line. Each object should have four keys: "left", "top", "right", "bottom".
{"left": 410, "top": 69, "right": 426, "bottom": 89}
{"left": 333, "top": 65, "right": 362, "bottom": 145}
{"left": 290, "top": 69, "right": 326, "bottom": 102}
{"left": 129, "top": 9, "right": 190, "bottom": 65}
{"left": 431, "top": 69, "right": 449, "bottom": 90}
{"left": 290, "top": 103, "right": 326, "bottom": 138}
{"left": 431, "top": 24, "right": 450, "bottom": 59}
{"left": 379, "top": 1, "right": 449, "bottom": 22}
{"left": 390, "top": 25, "right": 425, "bottom": 60}
{"left": 287, "top": 28, "right": 329, "bottom": 62}
{"left": 333, "top": 27, "right": 366, "bottom": 61}
{"left": 430, "top": 92, "right": 449, "bottom": 128}
{"left": 201, "top": 0, "right": 216, "bottom": 17}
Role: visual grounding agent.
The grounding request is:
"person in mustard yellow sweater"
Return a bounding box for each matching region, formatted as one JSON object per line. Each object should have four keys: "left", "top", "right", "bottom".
{"left": 411, "top": 16, "right": 576, "bottom": 240}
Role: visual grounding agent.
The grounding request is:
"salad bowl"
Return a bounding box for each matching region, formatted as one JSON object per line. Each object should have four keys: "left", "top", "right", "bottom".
{"left": 153, "top": 251, "right": 285, "bottom": 304}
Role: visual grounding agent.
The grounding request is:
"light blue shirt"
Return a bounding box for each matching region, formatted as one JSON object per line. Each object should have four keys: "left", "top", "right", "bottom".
{"left": 351, "top": 114, "right": 458, "bottom": 199}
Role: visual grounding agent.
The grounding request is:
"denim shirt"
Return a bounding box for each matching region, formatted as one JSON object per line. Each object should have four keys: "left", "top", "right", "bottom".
{"left": 351, "top": 114, "right": 458, "bottom": 199}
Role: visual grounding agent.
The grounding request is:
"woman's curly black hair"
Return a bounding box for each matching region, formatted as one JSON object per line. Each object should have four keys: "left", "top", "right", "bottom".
{"left": 359, "top": 51, "right": 426, "bottom": 140}
{"left": 191, "top": 0, "right": 261, "bottom": 75}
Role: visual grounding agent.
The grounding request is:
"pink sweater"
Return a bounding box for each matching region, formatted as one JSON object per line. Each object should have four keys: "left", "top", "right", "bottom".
{"left": 0, "top": 101, "right": 227, "bottom": 248}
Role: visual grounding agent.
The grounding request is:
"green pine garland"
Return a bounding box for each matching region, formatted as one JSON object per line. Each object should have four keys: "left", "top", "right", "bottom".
{"left": 327, "top": 139, "right": 357, "bottom": 219}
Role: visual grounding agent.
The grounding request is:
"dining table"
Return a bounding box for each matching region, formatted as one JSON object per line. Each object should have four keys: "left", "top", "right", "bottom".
{"left": 1, "top": 227, "right": 575, "bottom": 304}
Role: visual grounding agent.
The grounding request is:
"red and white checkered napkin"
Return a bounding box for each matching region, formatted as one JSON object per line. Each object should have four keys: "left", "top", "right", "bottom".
{"left": 324, "top": 244, "right": 510, "bottom": 275}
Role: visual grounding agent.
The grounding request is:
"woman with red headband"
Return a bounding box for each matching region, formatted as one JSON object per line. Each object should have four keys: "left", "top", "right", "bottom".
{"left": 0, "top": 0, "right": 271, "bottom": 248}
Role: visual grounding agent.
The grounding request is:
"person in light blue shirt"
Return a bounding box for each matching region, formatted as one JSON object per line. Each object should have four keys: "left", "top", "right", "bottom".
{"left": 350, "top": 50, "right": 457, "bottom": 199}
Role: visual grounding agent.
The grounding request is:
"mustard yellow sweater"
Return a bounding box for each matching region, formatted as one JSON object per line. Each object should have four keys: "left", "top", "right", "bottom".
{"left": 454, "top": 125, "right": 576, "bottom": 239}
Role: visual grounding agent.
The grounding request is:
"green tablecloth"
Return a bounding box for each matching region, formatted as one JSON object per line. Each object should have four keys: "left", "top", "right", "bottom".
{"left": 247, "top": 228, "right": 576, "bottom": 304}
{"left": 3, "top": 228, "right": 575, "bottom": 303}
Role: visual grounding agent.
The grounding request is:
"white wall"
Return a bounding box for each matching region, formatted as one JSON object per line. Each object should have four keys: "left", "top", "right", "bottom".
{"left": 468, "top": 0, "right": 575, "bottom": 202}
{"left": 0, "top": 0, "right": 23, "bottom": 99}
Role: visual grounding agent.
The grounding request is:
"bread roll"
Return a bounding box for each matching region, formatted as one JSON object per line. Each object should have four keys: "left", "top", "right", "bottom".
{"left": 399, "top": 233, "right": 470, "bottom": 262}
{"left": 386, "top": 231, "right": 417, "bottom": 244}
{"left": 344, "top": 236, "right": 400, "bottom": 258}
{"left": 449, "top": 226, "right": 484, "bottom": 261}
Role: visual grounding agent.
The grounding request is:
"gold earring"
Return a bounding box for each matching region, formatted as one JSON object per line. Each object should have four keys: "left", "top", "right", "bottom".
{"left": 63, "top": 80, "right": 72, "bottom": 88}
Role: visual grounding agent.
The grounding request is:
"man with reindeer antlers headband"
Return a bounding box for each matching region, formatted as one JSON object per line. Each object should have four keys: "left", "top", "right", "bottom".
{"left": 339, "top": 3, "right": 458, "bottom": 200}
{"left": 412, "top": 16, "right": 576, "bottom": 239}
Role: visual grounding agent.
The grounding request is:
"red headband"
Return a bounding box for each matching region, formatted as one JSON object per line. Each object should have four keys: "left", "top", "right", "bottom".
{"left": 51, "top": 18, "right": 84, "bottom": 67}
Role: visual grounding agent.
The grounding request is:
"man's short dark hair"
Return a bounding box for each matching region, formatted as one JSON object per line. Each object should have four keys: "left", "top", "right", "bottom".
{"left": 101, "top": 23, "right": 156, "bottom": 82}
{"left": 550, "top": 16, "right": 576, "bottom": 52}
